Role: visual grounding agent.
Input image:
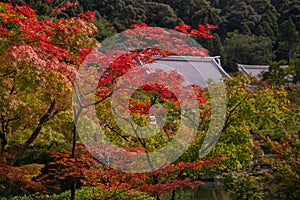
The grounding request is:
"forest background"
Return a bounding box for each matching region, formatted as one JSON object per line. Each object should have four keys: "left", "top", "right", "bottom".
{"left": 15, "top": 0, "right": 300, "bottom": 71}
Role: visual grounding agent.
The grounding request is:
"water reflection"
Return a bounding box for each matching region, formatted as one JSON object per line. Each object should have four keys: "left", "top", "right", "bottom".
{"left": 161, "top": 184, "right": 228, "bottom": 200}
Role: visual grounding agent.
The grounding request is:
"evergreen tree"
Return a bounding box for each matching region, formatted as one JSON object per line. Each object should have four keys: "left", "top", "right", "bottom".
{"left": 93, "top": 13, "right": 117, "bottom": 42}
{"left": 261, "top": 9, "right": 279, "bottom": 36}
{"left": 242, "top": 23, "right": 252, "bottom": 34}
{"left": 256, "top": 21, "right": 274, "bottom": 38}
{"left": 144, "top": 2, "right": 179, "bottom": 28}
{"left": 224, "top": 31, "right": 274, "bottom": 70}
{"left": 221, "top": 1, "right": 260, "bottom": 34}
{"left": 277, "top": 17, "right": 300, "bottom": 62}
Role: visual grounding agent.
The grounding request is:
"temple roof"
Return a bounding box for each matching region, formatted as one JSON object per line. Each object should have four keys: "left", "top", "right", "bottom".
{"left": 145, "top": 56, "right": 230, "bottom": 88}
{"left": 237, "top": 64, "right": 269, "bottom": 78}
{"left": 237, "top": 63, "right": 290, "bottom": 78}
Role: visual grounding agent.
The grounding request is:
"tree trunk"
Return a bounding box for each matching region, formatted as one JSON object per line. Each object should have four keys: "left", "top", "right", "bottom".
{"left": 69, "top": 105, "right": 82, "bottom": 200}
{"left": 171, "top": 190, "right": 176, "bottom": 200}
{"left": 0, "top": 115, "right": 16, "bottom": 154}
{"left": 0, "top": 116, "right": 7, "bottom": 154}
{"left": 70, "top": 122, "right": 77, "bottom": 200}
{"left": 0, "top": 131, "right": 7, "bottom": 154}
{"left": 70, "top": 177, "right": 76, "bottom": 200}
{"left": 8, "top": 100, "right": 57, "bottom": 165}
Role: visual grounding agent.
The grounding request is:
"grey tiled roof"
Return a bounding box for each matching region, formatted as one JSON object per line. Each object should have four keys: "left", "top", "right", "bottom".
{"left": 144, "top": 56, "right": 230, "bottom": 88}
{"left": 237, "top": 64, "right": 269, "bottom": 77}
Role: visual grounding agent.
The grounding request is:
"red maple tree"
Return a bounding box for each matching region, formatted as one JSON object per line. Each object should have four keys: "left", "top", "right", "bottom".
{"left": 0, "top": 2, "right": 223, "bottom": 199}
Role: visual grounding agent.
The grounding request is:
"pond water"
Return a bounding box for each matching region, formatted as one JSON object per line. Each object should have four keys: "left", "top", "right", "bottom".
{"left": 175, "top": 187, "right": 227, "bottom": 200}
{"left": 161, "top": 182, "right": 228, "bottom": 200}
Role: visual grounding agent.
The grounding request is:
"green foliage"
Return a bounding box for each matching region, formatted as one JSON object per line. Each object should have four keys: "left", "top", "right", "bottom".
{"left": 256, "top": 21, "right": 275, "bottom": 38}
{"left": 78, "top": 0, "right": 147, "bottom": 31}
{"left": 0, "top": 186, "right": 155, "bottom": 200}
{"left": 144, "top": 1, "right": 179, "bottom": 28}
{"left": 241, "top": 23, "right": 251, "bottom": 34}
{"left": 277, "top": 17, "right": 300, "bottom": 62}
{"left": 286, "top": 85, "right": 300, "bottom": 109}
{"left": 223, "top": 1, "right": 260, "bottom": 33}
{"left": 262, "top": 59, "right": 300, "bottom": 86}
{"left": 222, "top": 171, "right": 265, "bottom": 200}
{"left": 198, "top": 33, "right": 225, "bottom": 61}
{"left": 153, "top": 0, "right": 217, "bottom": 26}
{"left": 14, "top": 148, "right": 52, "bottom": 166}
{"left": 290, "top": 58, "right": 300, "bottom": 84}
{"left": 0, "top": 196, "right": 33, "bottom": 200}
{"left": 255, "top": 127, "right": 300, "bottom": 200}
{"left": 208, "top": 76, "right": 296, "bottom": 170}
{"left": 50, "top": 186, "right": 155, "bottom": 200}
{"left": 262, "top": 60, "right": 289, "bottom": 85}
{"left": 224, "top": 31, "right": 274, "bottom": 70}
{"left": 271, "top": 0, "right": 300, "bottom": 31}
{"left": 93, "top": 13, "right": 117, "bottom": 41}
